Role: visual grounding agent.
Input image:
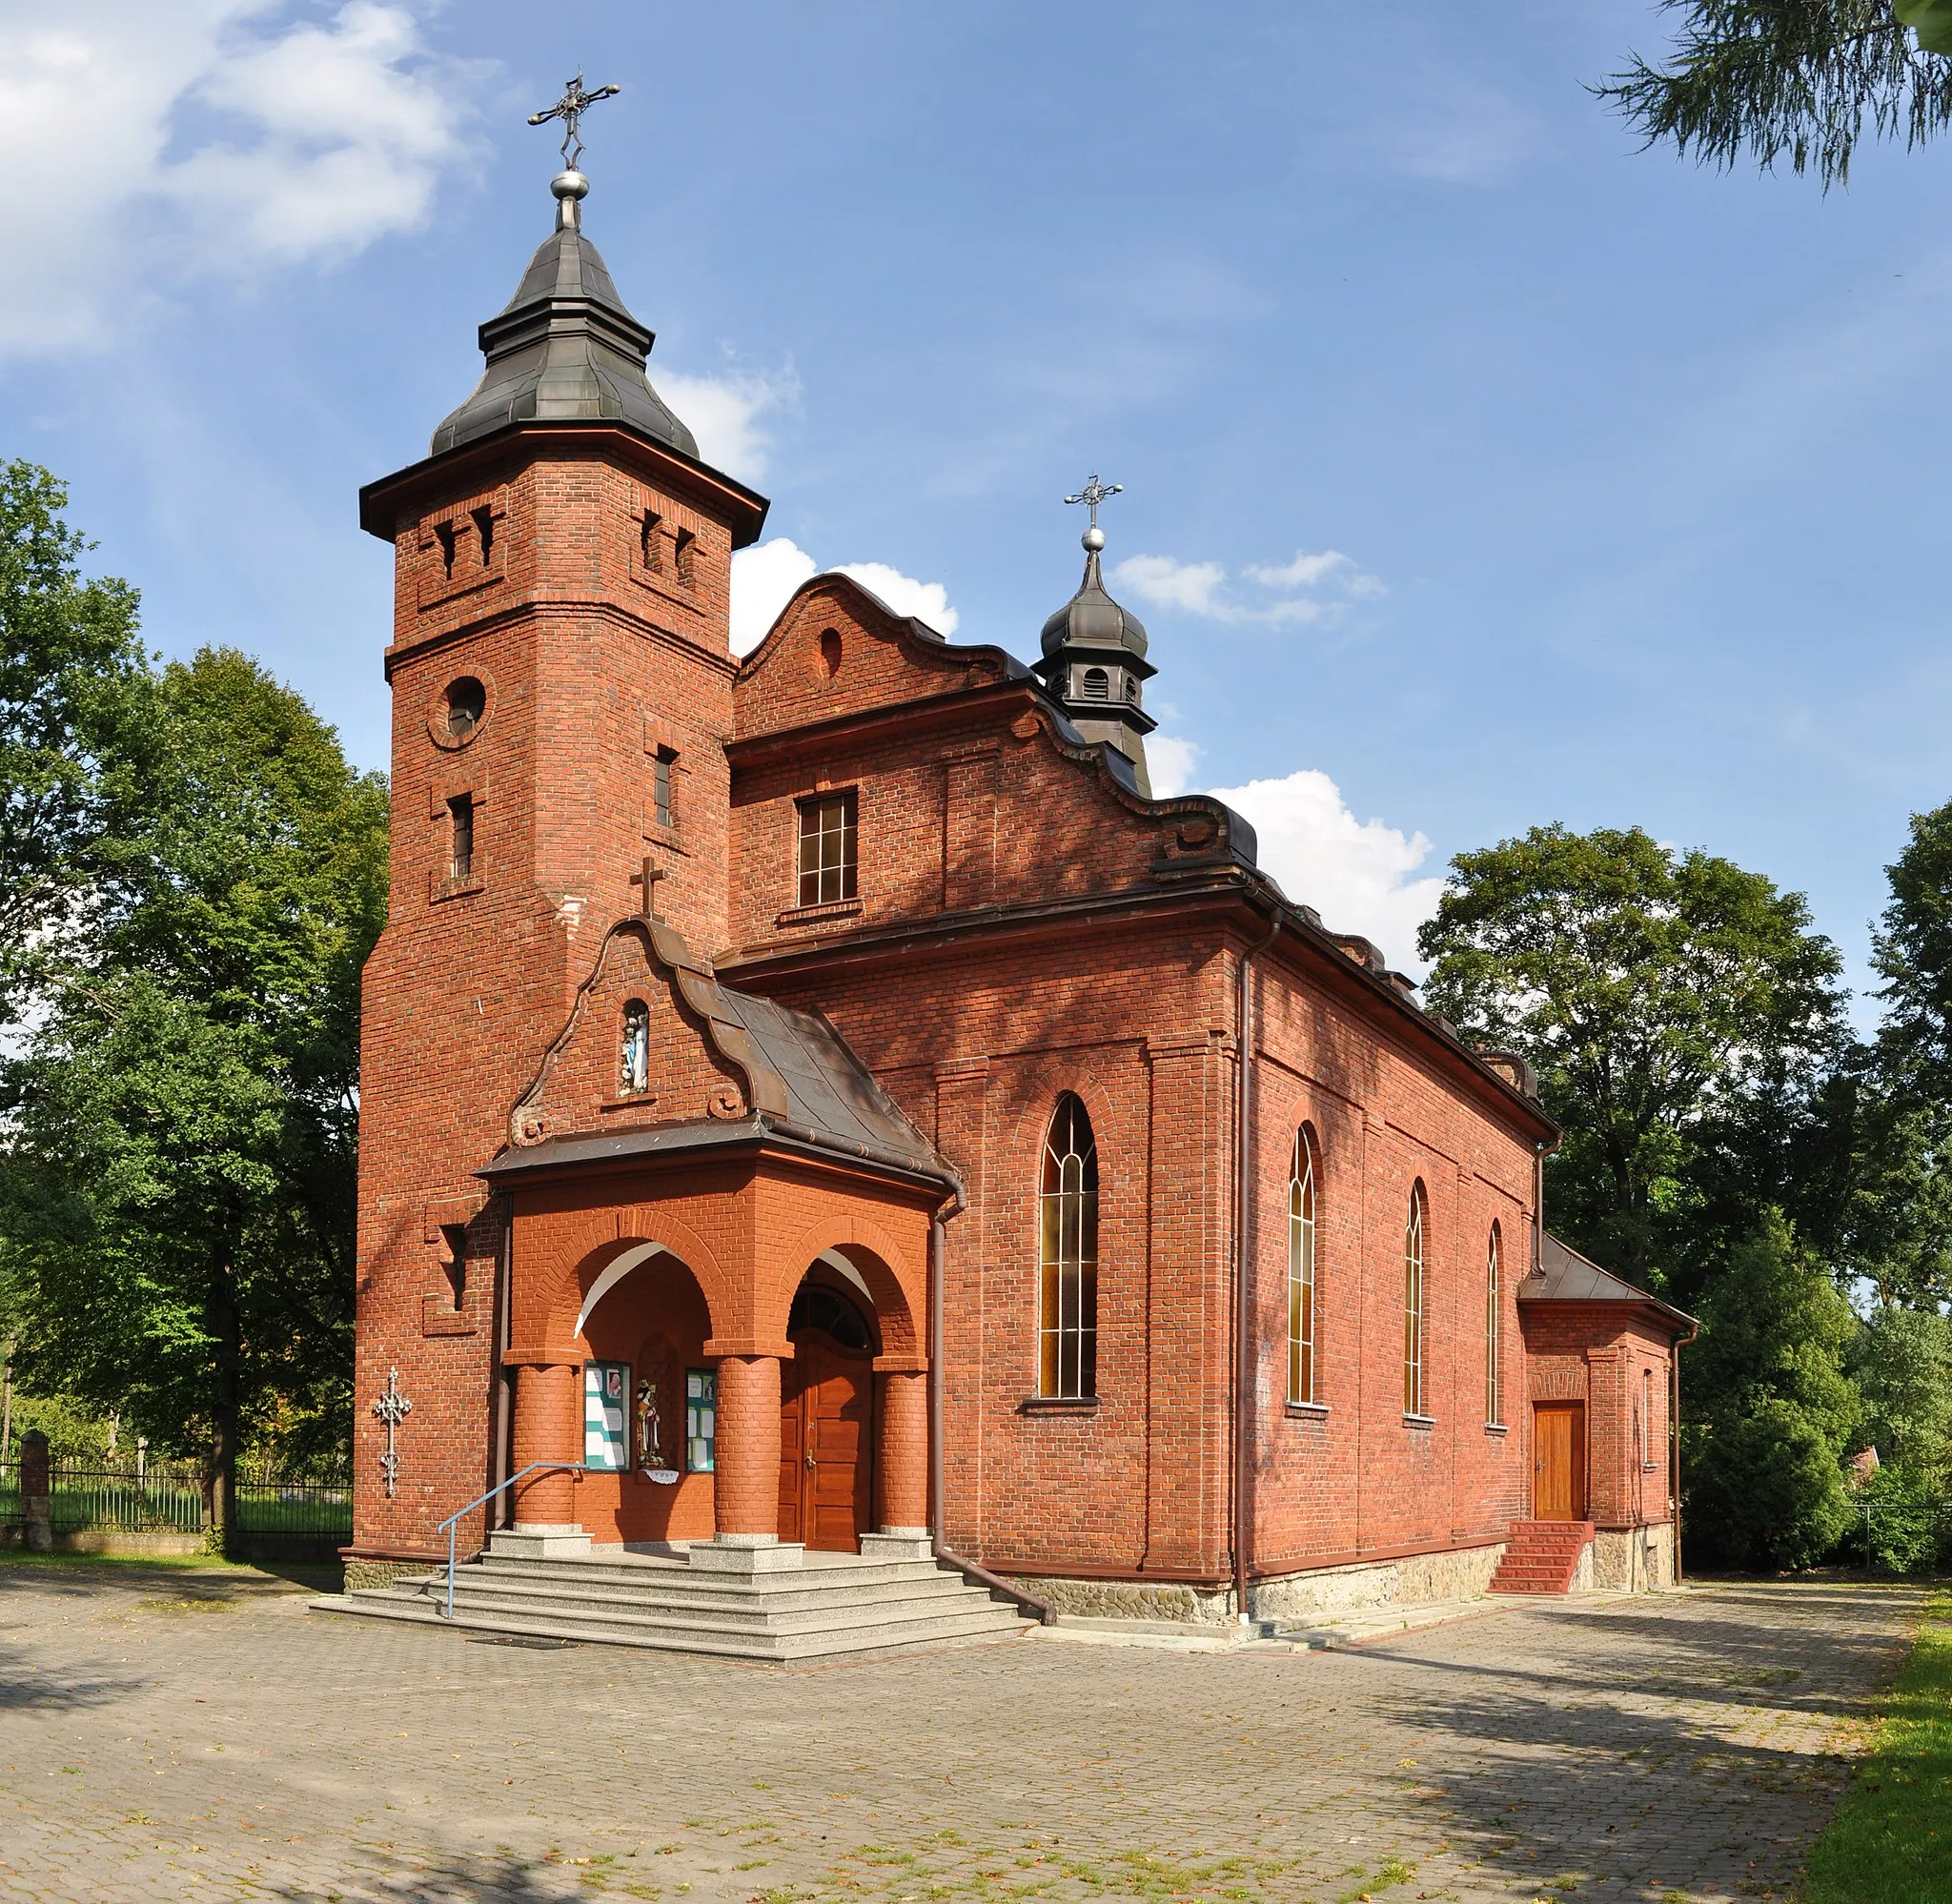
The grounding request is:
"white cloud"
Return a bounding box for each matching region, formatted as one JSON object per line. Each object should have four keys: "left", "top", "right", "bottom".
{"left": 834, "top": 562, "right": 959, "bottom": 638}
{"left": 0, "top": 2, "right": 483, "bottom": 355}
{"left": 1112, "top": 555, "right": 1228, "bottom": 617}
{"left": 1112, "top": 548, "right": 1384, "bottom": 626}
{"left": 1204, "top": 769, "right": 1444, "bottom": 974}
{"left": 728, "top": 537, "right": 961, "bottom": 657}
{"left": 658, "top": 364, "right": 801, "bottom": 487}
{"left": 1148, "top": 734, "right": 1203, "bottom": 799}
{"left": 729, "top": 537, "right": 819, "bottom": 653}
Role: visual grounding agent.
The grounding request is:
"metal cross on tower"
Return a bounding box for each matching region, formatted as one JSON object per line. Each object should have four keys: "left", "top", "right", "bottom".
{"left": 1063, "top": 474, "right": 1124, "bottom": 533}
{"left": 371, "top": 1367, "right": 412, "bottom": 1500}
{"left": 527, "top": 71, "right": 620, "bottom": 172}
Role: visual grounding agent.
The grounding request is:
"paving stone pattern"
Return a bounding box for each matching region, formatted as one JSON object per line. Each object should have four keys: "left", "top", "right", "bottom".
{"left": 0, "top": 1567, "right": 1924, "bottom": 1902}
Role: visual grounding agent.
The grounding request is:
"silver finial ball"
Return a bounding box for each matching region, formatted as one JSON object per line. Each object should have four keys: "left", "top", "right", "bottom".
{"left": 1082, "top": 525, "right": 1106, "bottom": 552}
{"left": 552, "top": 170, "right": 590, "bottom": 201}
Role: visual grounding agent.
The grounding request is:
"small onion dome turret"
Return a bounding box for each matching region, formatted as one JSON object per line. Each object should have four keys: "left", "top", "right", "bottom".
{"left": 1039, "top": 523, "right": 1149, "bottom": 660}
{"left": 1033, "top": 515, "right": 1158, "bottom": 798}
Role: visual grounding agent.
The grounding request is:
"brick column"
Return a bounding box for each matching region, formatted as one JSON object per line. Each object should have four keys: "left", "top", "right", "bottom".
{"left": 877, "top": 1369, "right": 929, "bottom": 1534}
{"left": 509, "top": 1360, "right": 581, "bottom": 1528}
{"left": 711, "top": 1354, "right": 782, "bottom": 1542}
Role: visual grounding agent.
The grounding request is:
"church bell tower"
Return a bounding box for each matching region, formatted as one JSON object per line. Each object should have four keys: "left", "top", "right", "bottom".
{"left": 347, "top": 95, "right": 767, "bottom": 1564}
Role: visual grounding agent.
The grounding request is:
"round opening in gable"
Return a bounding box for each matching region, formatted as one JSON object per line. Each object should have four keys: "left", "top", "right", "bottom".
{"left": 819, "top": 628, "right": 844, "bottom": 679}
{"left": 445, "top": 677, "right": 487, "bottom": 739}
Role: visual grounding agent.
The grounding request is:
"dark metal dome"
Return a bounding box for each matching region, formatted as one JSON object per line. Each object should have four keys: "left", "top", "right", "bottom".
{"left": 431, "top": 173, "right": 698, "bottom": 459}
{"left": 1038, "top": 541, "right": 1149, "bottom": 660}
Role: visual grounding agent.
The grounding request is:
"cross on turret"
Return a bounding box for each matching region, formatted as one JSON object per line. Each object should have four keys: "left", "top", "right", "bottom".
{"left": 527, "top": 71, "right": 620, "bottom": 172}
{"left": 1063, "top": 474, "right": 1124, "bottom": 536}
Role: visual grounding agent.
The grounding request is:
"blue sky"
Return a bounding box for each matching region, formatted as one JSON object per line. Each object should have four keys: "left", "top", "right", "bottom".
{"left": 10, "top": 2, "right": 1952, "bottom": 1006}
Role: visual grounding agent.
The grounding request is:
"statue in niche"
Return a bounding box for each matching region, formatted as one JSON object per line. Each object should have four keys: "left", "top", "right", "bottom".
{"left": 635, "top": 1375, "right": 664, "bottom": 1472}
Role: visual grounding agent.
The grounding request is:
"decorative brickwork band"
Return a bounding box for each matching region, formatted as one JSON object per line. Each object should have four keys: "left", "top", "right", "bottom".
{"left": 878, "top": 1369, "right": 929, "bottom": 1532}
{"left": 510, "top": 1362, "right": 581, "bottom": 1526}
{"left": 712, "top": 1355, "right": 782, "bottom": 1539}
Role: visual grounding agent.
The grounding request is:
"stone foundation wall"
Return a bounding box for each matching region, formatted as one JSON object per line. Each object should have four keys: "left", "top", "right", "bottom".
{"left": 1252, "top": 1543, "right": 1506, "bottom": 1623}
{"left": 1012, "top": 1542, "right": 1509, "bottom": 1626}
{"left": 342, "top": 1557, "right": 442, "bottom": 1591}
{"left": 1008, "top": 1575, "right": 1236, "bottom": 1624}
{"left": 1591, "top": 1522, "right": 1675, "bottom": 1591}
{"left": 0, "top": 1528, "right": 206, "bottom": 1559}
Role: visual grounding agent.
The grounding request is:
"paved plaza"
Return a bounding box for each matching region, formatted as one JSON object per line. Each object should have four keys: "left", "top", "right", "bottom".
{"left": 0, "top": 1563, "right": 1925, "bottom": 1903}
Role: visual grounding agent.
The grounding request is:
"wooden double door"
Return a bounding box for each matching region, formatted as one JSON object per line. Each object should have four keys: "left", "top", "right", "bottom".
{"left": 778, "top": 1333, "right": 873, "bottom": 1550}
{"left": 1533, "top": 1401, "right": 1588, "bottom": 1520}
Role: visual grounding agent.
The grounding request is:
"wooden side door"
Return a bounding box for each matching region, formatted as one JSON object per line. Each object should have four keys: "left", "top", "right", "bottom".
{"left": 778, "top": 1359, "right": 807, "bottom": 1544}
{"left": 1534, "top": 1401, "right": 1587, "bottom": 1520}
{"left": 805, "top": 1344, "right": 873, "bottom": 1552}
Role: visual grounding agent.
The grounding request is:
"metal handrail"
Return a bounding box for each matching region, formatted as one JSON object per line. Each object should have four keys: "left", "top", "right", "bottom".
{"left": 435, "top": 1461, "right": 583, "bottom": 1619}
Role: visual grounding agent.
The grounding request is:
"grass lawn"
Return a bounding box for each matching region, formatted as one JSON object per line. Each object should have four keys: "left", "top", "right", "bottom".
{"left": 1802, "top": 1589, "right": 1952, "bottom": 1903}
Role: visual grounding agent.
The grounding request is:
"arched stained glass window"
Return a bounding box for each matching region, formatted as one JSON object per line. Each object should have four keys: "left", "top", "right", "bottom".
{"left": 1486, "top": 1221, "right": 1503, "bottom": 1426}
{"left": 1404, "top": 1182, "right": 1428, "bottom": 1418}
{"left": 1038, "top": 1094, "right": 1099, "bottom": 1399}
{"left": 1288, "top": 1127, "right": 1318, "bottom": 1406}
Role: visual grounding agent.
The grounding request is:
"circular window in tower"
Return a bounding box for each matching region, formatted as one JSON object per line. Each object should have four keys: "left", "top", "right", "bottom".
{"left": 446, "top": 677, "right": 486, "bottom": 737}
{"left": 427, "top": 671, "right": 495, "bottom": 750}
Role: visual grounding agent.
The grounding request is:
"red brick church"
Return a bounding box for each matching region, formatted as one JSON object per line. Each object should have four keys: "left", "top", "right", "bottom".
{"left": 338, "top": 158, "right": 1691, "bottom": 1642}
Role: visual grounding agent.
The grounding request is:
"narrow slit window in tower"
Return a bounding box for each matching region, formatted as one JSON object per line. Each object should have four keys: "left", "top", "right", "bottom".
{"left": 652, "top": 748, "right": 676, "bottom": 830}
{"left": 448, "top": 794, "right": 475, "bottom": 882}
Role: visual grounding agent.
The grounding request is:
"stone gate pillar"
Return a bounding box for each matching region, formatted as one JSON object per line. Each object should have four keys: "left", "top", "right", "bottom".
{"left": 21, "top": 1428, "right": 50, "bottom": 1553}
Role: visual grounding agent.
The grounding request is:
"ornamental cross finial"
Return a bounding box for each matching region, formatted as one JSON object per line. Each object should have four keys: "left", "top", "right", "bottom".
{"left": 371, "top": 1367, "right": 412, "bottom": 1500}
{"left": 527, "top": 71, "right": 620, "bottom": 172}
{"left": 1064, "top": 474, "right": 1124, "bottom": 534}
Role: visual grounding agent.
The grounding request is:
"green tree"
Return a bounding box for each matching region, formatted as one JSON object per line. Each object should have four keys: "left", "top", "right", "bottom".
{"left": 1416, "top": 823, "right": 1846, "bottom": 1294}
{"left": 1683, "top": 1210, "right": 1859, "bottom": 1568}
{"left": 0, "top": 460, "right": 151, "bottom": 1023}
{"left": 1853, "top": 1304, "right": 1952, "bottom": 1469}
{"left": 1600, "top": 1, "right": 1952, "bottom": 188}
{"left": 2, "top": 648, "right": 386, "bottom": 1532}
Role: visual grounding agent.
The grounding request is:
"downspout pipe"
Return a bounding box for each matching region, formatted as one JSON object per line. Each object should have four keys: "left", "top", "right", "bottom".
{"left": 927, "top": 1184, "right": 1054, "bottom": 1625}
{"left": 1233, "top": 909, "right": 1281, "bottom": 1625}
{"left": 1671, "top": 1327, "right": 1695, "bottom": 1586}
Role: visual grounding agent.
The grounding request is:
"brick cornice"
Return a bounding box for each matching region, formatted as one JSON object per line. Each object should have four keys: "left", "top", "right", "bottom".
{"left": 359, "top": 419, "right": 769, "bottom": 547}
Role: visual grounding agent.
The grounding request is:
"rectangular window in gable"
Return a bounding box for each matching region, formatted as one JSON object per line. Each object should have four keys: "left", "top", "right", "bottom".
{"left": 797, "top": 790, "right": 858, "bottom": 906}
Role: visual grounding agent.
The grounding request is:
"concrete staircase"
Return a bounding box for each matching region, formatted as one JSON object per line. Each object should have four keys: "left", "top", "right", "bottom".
{"left": 1488, "top": 1519, "right": 1595, "bottom": 1596}
{"left": 312, "top": 1539, "right": 1033, "bottom": 1660}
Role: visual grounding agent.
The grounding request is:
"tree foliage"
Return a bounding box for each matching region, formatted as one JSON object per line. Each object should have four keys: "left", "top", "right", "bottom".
{"left": 1417, "top": 823, "right": 1845, "bottom": 1293}
{"left": 1682, "top": 1210, "right": 1859, "bottom": 1569}
{"left": 2, "top": 642, "right": 386, "bottom": 1520}
{"left": 1600, "top": 1, "right": 1952, "bottom": 188}
{"left": 0, "top": 460, "right": 150, "bottom": 1023}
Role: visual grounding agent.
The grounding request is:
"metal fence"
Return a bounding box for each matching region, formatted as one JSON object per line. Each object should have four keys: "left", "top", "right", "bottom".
{"left": 1, "top": 1457, "right": 353, "bottom": 1549}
